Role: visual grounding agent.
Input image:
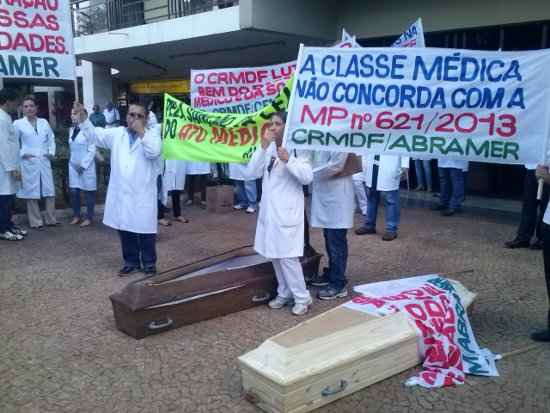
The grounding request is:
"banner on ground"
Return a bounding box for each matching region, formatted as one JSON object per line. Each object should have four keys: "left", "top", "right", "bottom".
{"left": 283, "top": 46, "right": 550, "bottom": 165}
{"left": 0, "top": 0, "right": 75, "bottom": 79}
{"left": 162, "top": 78, "right": 292, "bottom": 163}
{"left": 345, "top": 275, "right": 499, "bottom": 388}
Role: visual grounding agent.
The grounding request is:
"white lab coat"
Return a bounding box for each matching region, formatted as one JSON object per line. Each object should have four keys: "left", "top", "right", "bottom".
{"left": 309, "top": 152, "right": 355, "bottom": 229}
{"left": 364, "top": 154, "right": 409, "bottom": 191}
{"left": 103, "top": 108, "right": 120, "bottom": 126}
{"left": 352, "top": 156, "right": 368, "bottom": 182}
{"left": 14, "top": 117, "right": 56, "bottom": 199}
{"left": 247, "top": 144, "right": 313, "bottom": 258}
{"left": 437, "top": 159, "right": 469, "bottom": 172}
{"left": 147, "top": 111, "right": 158, "bottom": 129}
{"left": 68, "top": 126, "right": 97, "bottom": 191}
{"left": 228, "top": 162, "right": 253, "bottom": 180}
{"left": 0, "top": 109, "right": 19, "bottom": 195}
{"left": 163, "top": 159, "right": 187, "bottom": 191}
{"left": 81, "top": 120, "right": 162, "bottom": 234}
{"left": 185, "top": 160, "right": 211, "bottom": 175}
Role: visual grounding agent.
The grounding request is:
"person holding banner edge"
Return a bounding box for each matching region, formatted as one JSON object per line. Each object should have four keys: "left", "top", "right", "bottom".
{"left": 247, "top": 112, "right": 314, "bottom": 316}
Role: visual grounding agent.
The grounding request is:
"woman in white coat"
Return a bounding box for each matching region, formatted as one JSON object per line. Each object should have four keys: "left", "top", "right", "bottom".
{"left": 355, "top": 154, "right": 409, "bottom": 240}
{"left": 68, "top": 107, "right": 97, "bottom": 227}
{"left": 14, "top": 95, "right": 58, "bottom": 229}
{"left": 247, "top": 112, "right": 314, "bottom": 316}
{"left": 159, "top": 159, "right": 189, "bottom": 225}
{"left": 185, "top": 161, "right": 210, "bottom": 206}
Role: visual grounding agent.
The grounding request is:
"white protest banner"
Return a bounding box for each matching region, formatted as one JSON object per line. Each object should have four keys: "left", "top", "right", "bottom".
{"left": 283, "top": 46, "right": 550, "bottom": 165}
{"left": 345, "top": 275, "right": 499, "bottom": 388}
{"left": 0, "top": 0, "right": 75, "bottom": 80}
{"left": 190, "top": 29, "right": 362, "bottom": 114}
{"left": 191, "top": 60, "right": 296, "bottom": 114}
{"left": 392, "top": 18, "right": 425, "bottom": 48}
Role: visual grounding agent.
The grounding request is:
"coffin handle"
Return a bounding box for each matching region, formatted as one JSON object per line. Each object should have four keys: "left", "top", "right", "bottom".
{"left": 251, "top": 292, "right": 271, "bottom": 303}
{"left": 147, "top": 318, "right": 174, "bottom": 330}
{"left": 321, "top": 380, "right": 348, "bottom": 397}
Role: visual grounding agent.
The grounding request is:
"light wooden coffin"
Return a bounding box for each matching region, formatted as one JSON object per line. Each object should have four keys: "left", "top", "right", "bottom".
{"left": 238, "top": 280, "right": 476, "bottom": 413}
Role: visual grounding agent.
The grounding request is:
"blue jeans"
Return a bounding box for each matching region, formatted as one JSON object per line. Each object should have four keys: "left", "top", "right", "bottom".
{"left": 438, "top": 168, "right": 465, "bottom": 210}
{"left": 364, "top": 187, "right": 400, "bottom": 233}
{"left": 323, "top": 228, "right": 348, "bottom": 289}
{"left": 118, "top": 230, "right": 157, "bottom": 268}
{"left": 70, "top": 188, "right": 95, "bottom": 220}
{"left": 414, "top": 159, "right": 432, "bottom": 189}
{"left": 234, "top": 179, "right": 257, "bottom": 208}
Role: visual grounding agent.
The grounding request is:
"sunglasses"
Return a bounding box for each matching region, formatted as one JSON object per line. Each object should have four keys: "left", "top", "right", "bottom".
{"left": 128, "top": 112, "right": 145, "bottom": 119}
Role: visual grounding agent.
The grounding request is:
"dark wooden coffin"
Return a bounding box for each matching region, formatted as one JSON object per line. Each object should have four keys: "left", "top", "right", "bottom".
{"left": 110, "top": 246, "right": 322, "bottom": 339}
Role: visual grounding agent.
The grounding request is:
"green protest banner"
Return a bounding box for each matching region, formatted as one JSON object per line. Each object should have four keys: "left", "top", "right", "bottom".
{"left": 162, "top": 78, "right": 293, "bottom": 163}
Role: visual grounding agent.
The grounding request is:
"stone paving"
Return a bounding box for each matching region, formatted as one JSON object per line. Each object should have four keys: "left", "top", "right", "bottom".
{"left": 1, "top": 204, "right": 549, "bottom": 413}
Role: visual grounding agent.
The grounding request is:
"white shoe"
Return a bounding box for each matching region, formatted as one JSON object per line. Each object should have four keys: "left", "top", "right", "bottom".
{"left": 0, "top": 230, "right": 23, "bottom": 241}
{"left": 291, "top": 297, "right": 313, "bottom": 316}
{"left": 245, "top": 206, "right": 256, "bottom": 214}
{"left": 233, "top": 204, "right": 245, "bottom": 210}
{"left": 268, "top": 296, "right": 293, "bottom": 309}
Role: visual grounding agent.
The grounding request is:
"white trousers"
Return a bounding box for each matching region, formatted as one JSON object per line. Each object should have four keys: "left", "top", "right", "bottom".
{"left": 272, "top": 257, "right": 311, "bottom": 304}
{"left": 353, "top": 180, "right": 367, "bottom": 215}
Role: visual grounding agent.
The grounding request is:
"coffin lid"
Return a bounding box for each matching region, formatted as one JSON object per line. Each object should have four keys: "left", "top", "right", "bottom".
{"left": 238, "top": 279, "right": 475, "bottom": 387}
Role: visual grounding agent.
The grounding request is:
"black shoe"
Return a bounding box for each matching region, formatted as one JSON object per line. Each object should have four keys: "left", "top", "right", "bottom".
{"left": 309, "top": 274, "right": 329, "bottom": 287}
{"left": 143, "top": 266, "right": 157, "bottom": 275}
{"left": 441, "top": 209, "right": 456, "bottom": 217}
{"left": 504, "top": 239, "right": 530, "bottom": 249}
{"left": 318, "top": 285, "right": 348, "bottom": 300}
{"left": 530, "top": 239, "right": 544, "bottom": 250}
{"left": 382, "top": 231, "right": 398, "bottom": 241}
{"left": 531, "top": 329, "right": 550, "bottom": 342}
{"left": 431, "top": 204, "right": 446, "bottom": 211}
{"left": 355, "top": 226, "right": 376, "bottom": 235}
{"left": 118, "top": 265, "right": 141, "bottom": 276}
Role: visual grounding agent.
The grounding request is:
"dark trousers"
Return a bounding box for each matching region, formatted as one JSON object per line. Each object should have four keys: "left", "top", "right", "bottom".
{"left": 517, "top": 170, "right": 549, "bottom": 242}
{"left": 323, "top": 228, "right": 348, "bottom": 290}
{"left": 118, "top": 230, "right": 157, "bottom": 268}
{"left": 158, "top": 190, "right": 182, "bottom": 219}
{"left": 439, "top": 167, "right": 465, "bottom": 210}
{"left": 0, "top": 194, "right": 15, "bottom": 232}
{"left": 186, "top": 175, "right": 207, "bottom": 202}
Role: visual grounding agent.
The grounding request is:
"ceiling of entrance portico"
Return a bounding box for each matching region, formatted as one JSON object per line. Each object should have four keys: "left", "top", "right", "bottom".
{"left": 77, "top": 29, "right": 324, "bottom": 82}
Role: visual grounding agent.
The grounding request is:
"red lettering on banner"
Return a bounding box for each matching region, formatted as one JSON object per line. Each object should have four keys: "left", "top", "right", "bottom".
{"left": 0, "top": 0, "right": 59, "bottom": 11}
{"left": 0, "top": 32, "right": 66, "bottom": 54}
{"left": 210, "top": 127, "right": 228, "bottom": 144}
{"left": 404, "top": 303, "right": 428, "bottom": 321}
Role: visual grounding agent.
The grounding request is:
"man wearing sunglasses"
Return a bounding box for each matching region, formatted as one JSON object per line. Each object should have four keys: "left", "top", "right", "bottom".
{"left": 74, "top": 101, "right": 162, "bottom": 276}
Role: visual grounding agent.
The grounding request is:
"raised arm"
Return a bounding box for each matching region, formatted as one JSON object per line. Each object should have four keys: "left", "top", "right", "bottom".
{"left": 79, "top": 119, "right": 116, "bottom": 150}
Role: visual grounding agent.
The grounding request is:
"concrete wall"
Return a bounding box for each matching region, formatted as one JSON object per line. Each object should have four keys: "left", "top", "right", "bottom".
{"left": 338, "top": 0, "right": 550, "bottom": 39}
{"left": 78, "top": 61, "right": 113, "bottom": 112}
{"left": 74, "top": 6, "right": 240, "bottom": 55}
{"left": 240, "top": 0, "right": 337, "bottom": 40}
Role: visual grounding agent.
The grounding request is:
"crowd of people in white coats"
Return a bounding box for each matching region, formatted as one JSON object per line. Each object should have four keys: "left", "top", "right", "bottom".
{"left": 0, "top": 88, "right": 548, "bottom": 341}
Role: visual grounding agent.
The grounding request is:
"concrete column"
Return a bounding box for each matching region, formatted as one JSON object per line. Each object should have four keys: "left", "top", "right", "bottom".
{"left": 79, "top": 60, "right": 114, "bottom": 112}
